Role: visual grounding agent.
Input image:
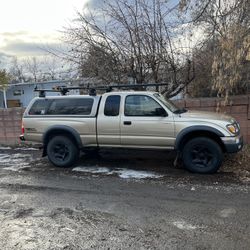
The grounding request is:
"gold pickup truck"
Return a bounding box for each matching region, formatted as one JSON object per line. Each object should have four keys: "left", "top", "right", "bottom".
{"left": 21, "top": 91, "right": 243, "bottom": 174}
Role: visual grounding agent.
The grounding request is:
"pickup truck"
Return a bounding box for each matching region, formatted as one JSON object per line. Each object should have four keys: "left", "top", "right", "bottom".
{"left": 21, "top": 91, "right": 243, "bottom": 174}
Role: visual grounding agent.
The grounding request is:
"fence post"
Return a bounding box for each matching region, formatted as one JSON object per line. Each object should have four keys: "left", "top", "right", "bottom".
{"left": 3, "top": 88, "right": 7, "bottom": 109}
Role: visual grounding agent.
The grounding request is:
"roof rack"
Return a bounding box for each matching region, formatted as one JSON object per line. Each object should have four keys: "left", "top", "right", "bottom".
{"left": 34, "top": 83, "right": 168, "bottom": 97}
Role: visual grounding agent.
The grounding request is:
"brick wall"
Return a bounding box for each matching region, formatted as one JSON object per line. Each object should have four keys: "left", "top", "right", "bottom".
{"left": 0, "top": 108, "right": 23, "bottom": 145}
{"left": 174, "top": 95, "right": 250, "bottom": 143}
{"left": 0, "top": 95, "right": 250, "bottom": 145}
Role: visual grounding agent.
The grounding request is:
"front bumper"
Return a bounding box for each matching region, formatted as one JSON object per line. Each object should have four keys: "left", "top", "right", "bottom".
{"left": 221, "top": 135, "right": 243, "bottom": 153}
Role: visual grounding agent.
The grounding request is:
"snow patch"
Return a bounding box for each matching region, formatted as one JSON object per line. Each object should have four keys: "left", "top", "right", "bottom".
{"left": 3, "top": 163, "right": 30, "bottom": 172}
{"left": 72, "top": 166, "right": 163, "bottom": 179}
{"left": 0, "top": 146, "right": 12, "bottom": 150}
{"left": 15, "top": 147, "right": 39, "bottom": 151}
{"left": 72, "top": 166, "right": 110, "bottom": 174}
{"left": 0, "top": 153, "right": 32, "bottom": 171}
{"left": 218, "top": 208, "right": 236, "bottom": 218}
{"left": 172, "top": 220, "right": 201, "bottom": 230}
{"left": 115, "top": 169, "right": 163, "bottom": 179}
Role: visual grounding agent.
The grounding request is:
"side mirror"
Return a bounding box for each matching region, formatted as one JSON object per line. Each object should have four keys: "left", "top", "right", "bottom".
{"left": 155, "top": 107, "right": 167, "bottom": 117}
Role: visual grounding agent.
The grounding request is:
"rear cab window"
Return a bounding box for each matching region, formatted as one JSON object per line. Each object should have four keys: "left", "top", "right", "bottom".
{"left": 28, "top": 98, "right": 94, "bottom": 116}
{"left": 104, "top": 95, "right": 121, "bottom": 116}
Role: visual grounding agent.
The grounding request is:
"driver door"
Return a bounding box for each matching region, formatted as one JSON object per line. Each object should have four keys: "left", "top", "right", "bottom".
{"left": 120, "top": 94, "right": 175, "bottom": 148}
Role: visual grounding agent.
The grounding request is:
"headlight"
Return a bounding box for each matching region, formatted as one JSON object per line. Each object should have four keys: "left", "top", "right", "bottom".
{"left": 226, "top": 124, "right": 239, "bottom": 135}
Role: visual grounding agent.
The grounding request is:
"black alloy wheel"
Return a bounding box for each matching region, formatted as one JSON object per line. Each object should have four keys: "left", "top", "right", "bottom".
{"left": 47, "top": 135, "right": 79, "bottom": 167}
{"left": 182, "top": 137, "right": 223, "bottom": 174}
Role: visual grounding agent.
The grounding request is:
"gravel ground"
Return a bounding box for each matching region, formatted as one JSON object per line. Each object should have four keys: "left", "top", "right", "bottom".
{"left": 0, "top": 145, "right": 249, "bottom": 249}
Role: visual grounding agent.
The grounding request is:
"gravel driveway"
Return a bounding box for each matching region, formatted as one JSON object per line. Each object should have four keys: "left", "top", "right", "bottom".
{"left": 0, "top": 146, "right": 249, "bottom": 250}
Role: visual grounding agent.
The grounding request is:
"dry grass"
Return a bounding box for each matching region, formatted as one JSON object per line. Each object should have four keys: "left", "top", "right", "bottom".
{"left": 222, "top": 145, "right": 250, "bottom": 182}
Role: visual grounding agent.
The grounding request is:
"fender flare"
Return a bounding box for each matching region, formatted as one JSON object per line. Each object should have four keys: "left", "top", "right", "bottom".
{"left": 42, "top": 125, "right": 83, "bottom": 156}
{"left": 175, "top": 125, "right": 224, "bottom": 150}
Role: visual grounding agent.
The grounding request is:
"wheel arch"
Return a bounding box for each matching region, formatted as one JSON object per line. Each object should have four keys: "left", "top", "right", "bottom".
{"left": 42, "top": 125, "right": 83, "bottom": 156}
{"left": 175, "top": 126, "right": 226, "bottom": 152}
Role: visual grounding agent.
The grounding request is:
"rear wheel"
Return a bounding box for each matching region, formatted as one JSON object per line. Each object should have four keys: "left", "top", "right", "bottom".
{"left": 47, "top": 135, "right": 79, "bottom": 167}
{"left": 182, "top": 137, "right": 223, "bottom": 174}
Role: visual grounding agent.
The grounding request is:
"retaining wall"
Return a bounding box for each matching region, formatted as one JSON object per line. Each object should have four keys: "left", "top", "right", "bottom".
{"left": 0, "top": 108, "right": 23, "bottom": 145}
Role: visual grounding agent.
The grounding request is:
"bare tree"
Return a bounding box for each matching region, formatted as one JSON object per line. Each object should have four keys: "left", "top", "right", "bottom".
{"left": 9, "top": 57, "right": 26, "bottom": 83}
{"left": 77, "top": 44, "right": 124, "bottom": 83}
{"left": 7, "top": 54, "right": 69, "bottom": 83}
{"left": 63, "top": 0, "right": 195, "bottom": 97}
{"left": 0, "top": 69, "right": 9, "bottom": 90}
{"left": 39, "top": 56, "right": 62, "bottom": 80}
{"left": 25, "top": 56, "right": 71, "bottom": 81}
{"left": 24, "top": 57, "right": 41, "bottom": 82}
{"left": 0, "top": 69, "right": 10, "bottom": 108}
{"left": 187, "top": 39, "right": 215, "bottom": 97}
{"left": 187, "top": 0, "right": 250, "bottom": 98}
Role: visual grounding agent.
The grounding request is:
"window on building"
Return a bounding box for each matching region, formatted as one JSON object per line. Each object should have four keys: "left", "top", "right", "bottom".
{"left": 13, "top": 90, "right": 23, "bottom": 96}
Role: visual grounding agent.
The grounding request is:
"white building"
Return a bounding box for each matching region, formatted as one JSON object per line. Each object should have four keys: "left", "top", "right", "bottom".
{"left": 0, "top": 80, "right": 81, "bottom": 108}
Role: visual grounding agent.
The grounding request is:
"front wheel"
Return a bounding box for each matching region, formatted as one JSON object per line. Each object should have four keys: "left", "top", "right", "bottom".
{"left": 47, "top": 135, "right": 79, "bottom": 167}
{"left": 182, "top": 137, "right": 223, "bottom": 174}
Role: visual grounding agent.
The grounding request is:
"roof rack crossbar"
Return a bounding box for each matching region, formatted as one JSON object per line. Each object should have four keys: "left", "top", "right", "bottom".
{"left": 34, "top": 83, "right": 167, "bottom": 97}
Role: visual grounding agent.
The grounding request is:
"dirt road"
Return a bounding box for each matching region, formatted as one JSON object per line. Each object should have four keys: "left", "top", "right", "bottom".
{"left": 0, "top": 146, "right": 249, "bottom": 249}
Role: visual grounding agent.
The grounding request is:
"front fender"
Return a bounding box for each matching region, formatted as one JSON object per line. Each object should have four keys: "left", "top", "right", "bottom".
{"left": 175, "top": 125, "right": 224, "bottom": 150}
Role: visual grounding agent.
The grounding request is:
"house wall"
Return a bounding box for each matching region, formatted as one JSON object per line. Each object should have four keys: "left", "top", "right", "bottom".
{"left": 7, "top": 84, "right": 35, "bottom": 107}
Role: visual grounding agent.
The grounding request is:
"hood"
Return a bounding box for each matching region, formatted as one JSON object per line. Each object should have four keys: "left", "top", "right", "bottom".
{"left": 180, "top": 110, "right": 235, "bottom": 123}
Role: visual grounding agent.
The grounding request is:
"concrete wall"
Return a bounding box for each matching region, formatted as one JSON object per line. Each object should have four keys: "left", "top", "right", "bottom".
{"left": 0, "top": 95, "right": 250, "bottom": 145}
{"left": 0, "top": 108, "right": 23, "bottom": 145}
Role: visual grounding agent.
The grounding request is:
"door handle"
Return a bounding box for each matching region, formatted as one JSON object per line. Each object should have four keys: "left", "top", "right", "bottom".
{"left": 124, "top": 121, "right": 132, "bottom": 125}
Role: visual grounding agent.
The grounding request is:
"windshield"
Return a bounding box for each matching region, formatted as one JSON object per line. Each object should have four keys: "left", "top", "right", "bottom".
{"left": 153, "top": 93, "right": 184, "bottom": 113}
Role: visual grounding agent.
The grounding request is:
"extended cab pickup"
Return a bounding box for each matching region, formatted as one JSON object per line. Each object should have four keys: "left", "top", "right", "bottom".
{"left": 21, "top": 91, "right": 243, "bottom": 174}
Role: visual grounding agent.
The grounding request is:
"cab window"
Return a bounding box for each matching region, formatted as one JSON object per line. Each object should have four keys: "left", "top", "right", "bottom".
{"left": 125, "top": 95, "right": 165, "bottom": 116}
{"left": 104, "top": 95, "right": 121, "bottom": 116}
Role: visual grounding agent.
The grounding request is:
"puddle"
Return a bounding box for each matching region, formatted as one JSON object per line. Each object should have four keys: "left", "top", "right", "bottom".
{"left": 72, "top": 166, "right": 163, "bottom": 179}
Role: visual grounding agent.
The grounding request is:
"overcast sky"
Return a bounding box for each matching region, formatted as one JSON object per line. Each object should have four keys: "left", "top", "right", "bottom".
{"left": 0, "top": 0, "right": 97, "bottom": 65}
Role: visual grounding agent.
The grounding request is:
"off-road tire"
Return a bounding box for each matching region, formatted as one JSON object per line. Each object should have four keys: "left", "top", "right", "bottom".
{"left": 47, "top": 135, "right": 79, "bottom": 167}
{"left": 182, "top": 137, "right": 223, "bottom": 174}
